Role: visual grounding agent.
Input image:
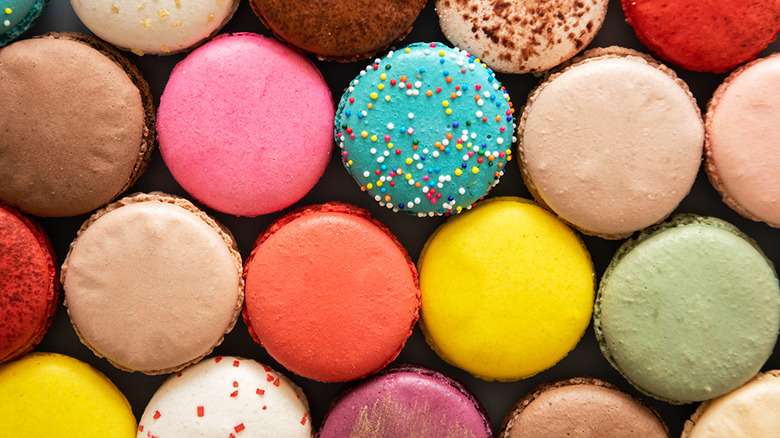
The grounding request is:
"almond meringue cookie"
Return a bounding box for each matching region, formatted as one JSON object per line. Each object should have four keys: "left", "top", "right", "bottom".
{"left": 435, "top": 0, "right": 608, "bottom": 74}
{"left": 138, "top": 356, "right": 312, "bottom": 438}
{"left": 519, "top": 47, "right": 704, "bottom": 239}
{"left": 70, "top": 0, "right": 238, "bottom": 55}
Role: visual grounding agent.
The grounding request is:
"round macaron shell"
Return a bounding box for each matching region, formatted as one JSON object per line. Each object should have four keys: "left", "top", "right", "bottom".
{"left": 419, "top": 197, "right": 595, "bottom": 381}
{"left": 0, "top": 34, "right": 154, "bottom": 217}
{"left": 706, "top": 54, "right": 780, "bottom": 227}
{"left": 158, "top": 33, "right": 334, "bottom": 217}
{"left": 335, "top": 42, "right": 516, "bottom": 217}
{"left": 318, "top": 365, "right": 492, "bottom": 437}
{"left": 243, "top": 202, "right": 419, "bottom": 382}
{"left": 0, "top": 352, "right": 136, "bottom": 437}
{"left": 0, "top": 203, "right": 59, "bottom": 363}
{"left": 0, "top": 0, "right": 47, "bottom": 46}
{"left": 250, "top": 0, "right": 427, "bottom": 61}
{"left": 683, "top": 371, "right": 780, "bottom": 437}
{"left": 62, "top": 193, "right": 243, "bottom": 373}
{"left": 501, "top": 378, "right": 669, "bottom": 438}
{"left": 621, "top": 0, "right": 779, "bottom": 72}
{"left": 435, "top": 0, "right": 608, "bottom": 73}
{"left": 71, "top": 0, "right": 237, "bottom": 55}
{"left": 595, "top": 216, "right": 780, "bottom": 403}
{"left": 519, "top": 49, "right": 704, "bottom": 238}
{"left": 138, "top": 356, "right": 312, "bottom": 437}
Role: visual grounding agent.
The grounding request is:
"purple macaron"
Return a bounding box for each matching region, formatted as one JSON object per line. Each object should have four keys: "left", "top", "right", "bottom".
{"left": 317, "top": 364, "right": 492, "bottom": 437}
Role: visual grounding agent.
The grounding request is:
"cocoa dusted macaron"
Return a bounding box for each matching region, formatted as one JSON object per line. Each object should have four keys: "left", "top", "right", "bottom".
{"left": 500, "top": 377, "right": 669, "bottom": 438}
{"left": 250, "top": 0, "right": 427, "bottom": 61}
{"left": 62, "top": 192, "right": 244, "bottom": 374}
{"left": 0, "top": 32, "right": 155, "bottom": 217}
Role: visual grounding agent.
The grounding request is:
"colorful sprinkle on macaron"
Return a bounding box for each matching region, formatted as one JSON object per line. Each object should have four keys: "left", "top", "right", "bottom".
{"left": 335, "top": 42, "right": 516, "bottom": 217}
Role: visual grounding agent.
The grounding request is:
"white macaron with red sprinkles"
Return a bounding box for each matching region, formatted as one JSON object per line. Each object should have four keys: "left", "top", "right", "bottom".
{"left": 137, "top": 356, "right": 312, "bottom": 438}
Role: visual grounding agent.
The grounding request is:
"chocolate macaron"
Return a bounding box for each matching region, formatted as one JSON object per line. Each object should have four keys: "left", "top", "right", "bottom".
{"left": 62, "top": 192, "right": 244, "bottom": 374}
{"left": 0, "top": 33, "right": 155, "bottom": 217}
{"left": 0, "top": 203, "right": 59, "bottom": 363}
{"left": 500, "top": 378, "right": 669, "bottom": 438}
{"left": 250, "top": 0, "right": 427, "bottom": 61}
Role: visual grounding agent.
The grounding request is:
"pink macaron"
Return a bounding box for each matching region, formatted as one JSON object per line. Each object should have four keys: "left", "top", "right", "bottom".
{"left": 157, "top": 33, "right": 334, "bottom": 217}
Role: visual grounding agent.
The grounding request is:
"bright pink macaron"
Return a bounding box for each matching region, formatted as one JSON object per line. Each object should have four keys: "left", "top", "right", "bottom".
{"left": 157, "top": 33, "right": 334, "bottom": 217}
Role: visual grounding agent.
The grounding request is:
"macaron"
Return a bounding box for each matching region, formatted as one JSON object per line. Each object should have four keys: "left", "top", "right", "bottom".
{"left": 0, "top": 33, "right": 155, "bottom": 217}
{"left": 250, "top": 0, "right": 427, "bottom": 61}
{"left": 0, "top": 203, "right": 59, "bottom": 363}
{"left": 0, "top": 0, "right": 47, "bottom": 47}
{"left": 500, "top": 378, "right": 669, "bottom": 438}
{"left": 62, "top": 192, "right": 244, "bottom": 374}
{"left": 436, "top": 0, "right": 608, "bottom": 73}
{"left": 158, "top": 33, "right": 334, "bottom": 217}
{"left": 0, "top": 352, "right": 136, "bottom": 437}
{"left": 335, "top": 42, "right": 516, "bottom": 217}
{"left": 138, "top": 356, "right": 312, "bottom": 438}
{"left": 419, "top": 197, "right": 595, "bottom": 381}
{"left": 243, "top": 202, "right": 419, "bottom": 382}
{"left": 595, "top": 215, "right": 780, "bottom": 404}
{"left": 518, "top": 47, "right": 704, "bottom": 239}
{"left": 621, "top": 0, "right": 779, "bottom": 72}
{"left": 682, "top": 370, "right": 780, "bottom": 437}
{"left": 705, "top": 53, "right": 780, "bottom": 228}
{"left": 317, "top": 364, "right": 492, "bottom": 438}
{"left": 71, "top": 0, "right": 238, "bottom": 55}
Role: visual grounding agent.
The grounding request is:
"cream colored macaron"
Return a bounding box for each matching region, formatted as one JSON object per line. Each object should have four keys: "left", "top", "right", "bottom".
{"left": 71, "top": 0, "right": 238, "bottom": 55}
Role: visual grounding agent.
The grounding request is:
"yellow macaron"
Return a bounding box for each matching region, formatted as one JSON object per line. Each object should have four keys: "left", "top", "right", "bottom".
{"left": 419, "top": 197, "right": 595, "bottom": 381}
{"left": 0, "top": 352, "right": 136, "bottom": 437}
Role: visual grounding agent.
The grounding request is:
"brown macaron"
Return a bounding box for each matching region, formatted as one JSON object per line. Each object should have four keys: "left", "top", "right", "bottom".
{"left": 0, "top": 32, "right": 155, "bottom": 217}
{"left": 500, "top": 377, "right": 670, "bottom": 438}
{"left": 249, "top": 0, "right": 427, "bottom": 61}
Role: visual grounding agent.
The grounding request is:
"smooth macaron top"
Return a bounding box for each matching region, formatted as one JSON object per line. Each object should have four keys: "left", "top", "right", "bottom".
{"left": 683, "top": 371, "right": 780, "bottom": 438}
{"left": 0, "top": 352, "right": 136, "bottom": 437}
{"left": 621, "top": 0, "right": 779, "bottom": 72}
{"left": 436, "top": 0, "right": 608, "bottom": 73}
{"left": 251, "top": 0, "right": 427, "bottom": 61}
{"left": 62, "top": 193, "right": 244, "bottom": 374}
{"left": 243, "top": 202, "right": 419, "bottom": 382}
{"left": 595, "top": 215, "right": 780, "bottom": 403}
{"left": 158, "top": 33, "right": 334, "bottom": 217}
{"left": 138, "top": 356, "right": 312, "bottom": 438}
{"left": 419, "top": 197, "right": 595, "bottom": 381}
{"left": 0, "top": 34, "right": 153, "bottom": 217}
{"left": 71, "top": 0, "right": 237, "bottom": 55}
{"left": 501, "top": 378, "right": 669, "bottom": 438}
{"left": 0, "top": 203, "right": 59, "bottom": 363}
{"left": 318, "top": 365, "right": 492, "bottom": 438}
{"left": 519, "top": 48, "right": 704, "bottom": 238}
{"left": 706, "top": 54, "right": 780, "bottom": 227}
{"left": 335, "top": 42, "right": 516, "bottom": 217}
{"left": 0, "top": 0, "right": 46, "bottom": 46}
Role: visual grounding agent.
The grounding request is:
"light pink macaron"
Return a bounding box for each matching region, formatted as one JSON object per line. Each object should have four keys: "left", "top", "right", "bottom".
{"left": 158, "top": 33, "right": 334, "bottom": 217}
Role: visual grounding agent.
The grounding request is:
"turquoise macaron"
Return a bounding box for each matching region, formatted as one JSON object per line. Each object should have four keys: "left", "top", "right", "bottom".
{"left": 0, "top": 0, "right": 47, "bottom": 46}
{"left": 335, "top": 42, "right": 516, "bottom": 217}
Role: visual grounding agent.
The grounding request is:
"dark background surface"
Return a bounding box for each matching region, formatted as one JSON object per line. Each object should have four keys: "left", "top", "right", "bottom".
{"left": 20, "top": 0, "right": 779, "bottom": 436}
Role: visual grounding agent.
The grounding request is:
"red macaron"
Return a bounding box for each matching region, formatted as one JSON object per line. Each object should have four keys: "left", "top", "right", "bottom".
{"left": 0, "top": 203, "right": 60, "bottom": 363}
{"left": 621, "top": 0, "right": 779, "bottom": 72}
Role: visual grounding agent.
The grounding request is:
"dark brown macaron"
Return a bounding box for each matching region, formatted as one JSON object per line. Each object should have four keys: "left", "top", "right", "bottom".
{"left": 500, "top": 377, "right": 670, "bottom": 438}
{"left": 0, "top": 32, "right": 155, "bottom": 217}
{"left": 249, "top": 0, "right": 427, "bottom": 62}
